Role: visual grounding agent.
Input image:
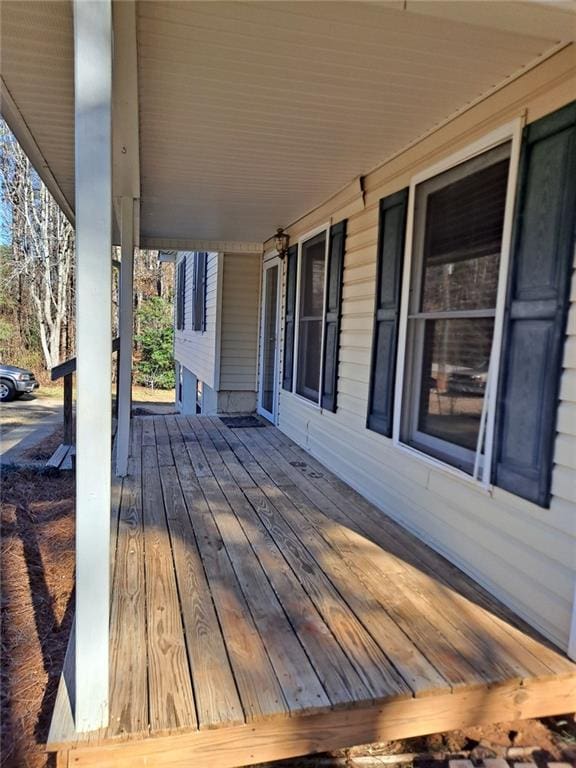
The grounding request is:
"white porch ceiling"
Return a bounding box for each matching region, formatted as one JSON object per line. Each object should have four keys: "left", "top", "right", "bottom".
{"left": 1, "top": 1, "right": 575, "bottom": 245}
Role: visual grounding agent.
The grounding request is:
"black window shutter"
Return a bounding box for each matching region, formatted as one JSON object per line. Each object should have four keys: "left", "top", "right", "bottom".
{"left": 494, "top": 101, "right": 576, "bottom": 507}
{"left": 282, "top": 244, "right": 298, "bottom": 391}
{"left": 199, "top": 252, "right": 207, "bottom": 332}
{"left": 367, "top": 188, "right": 408, "bottom": 437}
{"left": 192, "top": 254, "right": 199, "bottom": 330}
{"left": 176, "top": 258, "right": 186, "bottom": 330}
{"left": 176, "top": 262, "right": 180, "bottom": 330}
{"left": 321, "top": 220, "right": 346, "bottom": 412}
{"left": 181, "top": 258, "right": 186, "bottom": 331}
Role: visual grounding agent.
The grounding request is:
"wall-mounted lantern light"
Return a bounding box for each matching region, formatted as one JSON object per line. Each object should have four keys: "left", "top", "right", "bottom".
{"left": 274, "top": 228, "right": 289, "bottom": 259}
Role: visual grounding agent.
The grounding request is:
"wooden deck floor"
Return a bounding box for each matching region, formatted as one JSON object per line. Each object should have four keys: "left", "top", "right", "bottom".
{"left": 48, "top": 415, "right": 576, "bottom": 767}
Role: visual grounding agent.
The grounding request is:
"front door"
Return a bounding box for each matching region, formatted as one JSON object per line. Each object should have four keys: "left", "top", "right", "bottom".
{"left": 258, "top": 258, "right": 281, "bottom": 422}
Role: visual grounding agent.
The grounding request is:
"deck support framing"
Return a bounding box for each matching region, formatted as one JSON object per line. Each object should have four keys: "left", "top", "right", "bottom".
{"left": 50, "top": 676, "right": 576, "bottom": 767}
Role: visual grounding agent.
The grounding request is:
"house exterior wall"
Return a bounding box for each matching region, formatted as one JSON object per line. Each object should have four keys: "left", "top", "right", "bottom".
{"left": 218, "top": 252, "right": 261, "bottom": 411}
{"left": 174, "top": 251, "right": 260, "bottom": 414}
{"left": 174, "top": 251, "right": 220, "bottom": 391}
{"left": 270, "top": 45, "right": 576, "bottom": 652}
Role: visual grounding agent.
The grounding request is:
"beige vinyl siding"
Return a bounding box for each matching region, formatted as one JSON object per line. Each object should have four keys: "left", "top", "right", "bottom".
{"left": 275, "top": 46, "right": 576, "bottom": 652}
{"left": 174, "top": 252, "right": 219, "bottom": 389}
{"left": 219, "top": 253, "right": 260, "bottom": 392}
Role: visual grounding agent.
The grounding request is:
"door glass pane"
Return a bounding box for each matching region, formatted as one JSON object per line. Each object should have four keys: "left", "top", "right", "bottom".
{"left": 420, "top": 157, "right": 510, "bottom": 312}
{"left": 416, "top": 317, "right": 494, "bottom": 453}
{"left": 261, "top": 265, "right": 278, "bottom": 415}
{"left": 296, "top": 232, "right": 326, "bottom": 402}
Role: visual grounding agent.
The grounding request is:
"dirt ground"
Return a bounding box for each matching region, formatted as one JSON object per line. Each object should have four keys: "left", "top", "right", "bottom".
{"left": 1, "top": 467, "right": 575, "bottom": 768}
{"left": 20, "top": 427, "right": 64, "bottom": 462}
{"left": 1, "top": 467, "right": 75, "bottom": 768}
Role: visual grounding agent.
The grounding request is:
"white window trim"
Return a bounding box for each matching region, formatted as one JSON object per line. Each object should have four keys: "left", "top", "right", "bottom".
{"left": 393, "top": 118, "right": 524, "bottom": 490}
{"left": 292, "top": 221, "right": 331, "bottom": 409}
{"left": 257, "top": 253, "right": 282, "bottom": 423}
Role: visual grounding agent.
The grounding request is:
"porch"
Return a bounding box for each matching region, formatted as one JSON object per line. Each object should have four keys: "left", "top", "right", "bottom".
{"left": 48, "top": 415, "right": 576, "bottom": 767}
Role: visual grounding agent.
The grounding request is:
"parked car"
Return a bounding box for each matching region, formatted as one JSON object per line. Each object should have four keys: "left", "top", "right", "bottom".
{"left": 0, "top": 364, "right": 39, "bottom": 402}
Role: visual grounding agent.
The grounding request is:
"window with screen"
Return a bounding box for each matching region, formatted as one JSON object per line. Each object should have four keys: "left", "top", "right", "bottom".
{"left": 295, "top": 231, "right": 327, "bottom": 403}
{"left": 400, "top": 142, "right": 511, "bottom": 473}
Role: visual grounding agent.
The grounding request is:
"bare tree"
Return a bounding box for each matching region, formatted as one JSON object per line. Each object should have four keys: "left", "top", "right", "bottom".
{"left": 0, "top": 120, "right": 75, "bottom": 368}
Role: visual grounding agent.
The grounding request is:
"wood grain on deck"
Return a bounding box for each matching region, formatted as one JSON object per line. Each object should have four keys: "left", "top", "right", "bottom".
{"left": 48, "top": 415, "right": 576, "bottom": 757}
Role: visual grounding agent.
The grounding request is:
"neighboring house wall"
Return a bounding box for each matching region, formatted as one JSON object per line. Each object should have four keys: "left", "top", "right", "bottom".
{"left": 174, "top": 251, "right": 260, "bottom": 414}
{"left": 218, "top": 252, "right": 261, "bottom": 412}
{"left": 271, "top": 46, "right": 576, "bottom": 652}
{"left": 174, "top": 251, "right": 219, "bottom": 392}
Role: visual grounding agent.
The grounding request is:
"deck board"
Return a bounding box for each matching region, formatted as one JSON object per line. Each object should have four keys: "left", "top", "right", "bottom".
{"left": 185, "top": 417, "right": 339, "bottom": 714}
{"left": 108, "top": 454, "right": 148, "bottom": 737}
{"left": 158, "top": 463, "right": 244, "bottom": 729}
{"left": 141, "top": 439, "right": 197, "bottom": 733}
{"left": 253, "top": 424, "right": 575, "bottom": 678}
{"left": 237, "top": 427, "right": 531, "bottom": 686}
{"left": 48, "top": 416, "right": 576, "bottom": 765}
{"left": 170, "top": 429, "right": 290, "bottom": 722}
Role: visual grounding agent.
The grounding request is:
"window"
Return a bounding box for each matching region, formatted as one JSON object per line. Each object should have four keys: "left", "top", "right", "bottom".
{"left": 295, "top": 230, "right": 327, "bottom": 403}
{"left": 400, "top": 142, "right": 512, "bottom": 475}
{"left": 176, "top": 258, "right": 186, "bottom": 330}
{"left": 191, "top": 252, "right": 207, "bottom": 332}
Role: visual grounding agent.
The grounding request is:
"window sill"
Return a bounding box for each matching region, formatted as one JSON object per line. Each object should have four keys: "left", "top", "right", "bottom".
{"left": 393, "top": 440, "right": 493, "bottom": 495}
{"left": 285, "top": 390, "right": 322, "bottom": 411}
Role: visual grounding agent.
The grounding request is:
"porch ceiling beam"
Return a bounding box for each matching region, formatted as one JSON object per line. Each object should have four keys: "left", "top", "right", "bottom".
{"left": 405, "top": 1, "right": 576, "bottom": 43}
{"left": 0, "top": 78, "right": 75, "bottom": 225}
{"left": 140, "top": 237, "right": 263, "bottom": 255}
{"left": 73, "top": 0, "right": 112, "bottom": 733}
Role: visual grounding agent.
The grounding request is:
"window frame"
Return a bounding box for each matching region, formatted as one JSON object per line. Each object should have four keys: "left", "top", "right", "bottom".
{"left": 393, "top": 119, "right": 523, "bottom": 488}
{"left": 258, "top": 252, "right": 282, "bottom": 422}
{"left": 292, "top": 222, "right": 331, "bottom": 408}
{"left": 191, "top": 251, "right": 207, "bottom": 333}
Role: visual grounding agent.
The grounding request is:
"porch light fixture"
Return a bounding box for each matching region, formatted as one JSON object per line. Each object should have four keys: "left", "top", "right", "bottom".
{"left": 274, "top": 228, "right": 289, "bottom": 259}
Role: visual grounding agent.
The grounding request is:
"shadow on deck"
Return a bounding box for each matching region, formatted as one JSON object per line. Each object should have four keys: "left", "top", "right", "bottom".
{"left": 47, "top": 415, "right": 576, "bottom": 768}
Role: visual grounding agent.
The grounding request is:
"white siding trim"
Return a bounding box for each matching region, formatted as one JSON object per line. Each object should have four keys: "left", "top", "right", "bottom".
{"left": 141, "top": 237, "right": 262, "bottom": 254}
{"left": 214, "top": 253, "right": 224, "bottom": 390}
{"left": 569, "top": 581, "right": 576, "bottom": 661}
{"left": 257, "top": 256, "right": 282, "bottom": 423}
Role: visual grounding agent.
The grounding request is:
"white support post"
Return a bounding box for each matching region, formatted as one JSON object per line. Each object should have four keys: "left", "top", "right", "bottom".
{"left": 73, "top": 0, "right": 112, "bottom": 732}
{"left": 569, "top": 580, "right": 576, "bottom": 661}
{"left": 116, "top": 197, "right": 134, "bottom": 477}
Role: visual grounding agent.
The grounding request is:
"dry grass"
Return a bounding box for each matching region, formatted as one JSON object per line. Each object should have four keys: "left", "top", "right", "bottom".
{"left": 33, "top": 386, "right": 64, "bottom": 401}
{"left": 0, "top": 413, "right": 28, "bottom": 428}
{"left": 132, "top": 385, "right": 175, "bottom": 404}
{"left": 28, "top": 383, "right": 174, "bottom": 404}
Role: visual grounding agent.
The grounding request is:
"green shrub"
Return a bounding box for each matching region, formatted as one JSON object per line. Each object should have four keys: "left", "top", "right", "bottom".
{"left": 134, "top": 296, "right": 175, "bottom": 390}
